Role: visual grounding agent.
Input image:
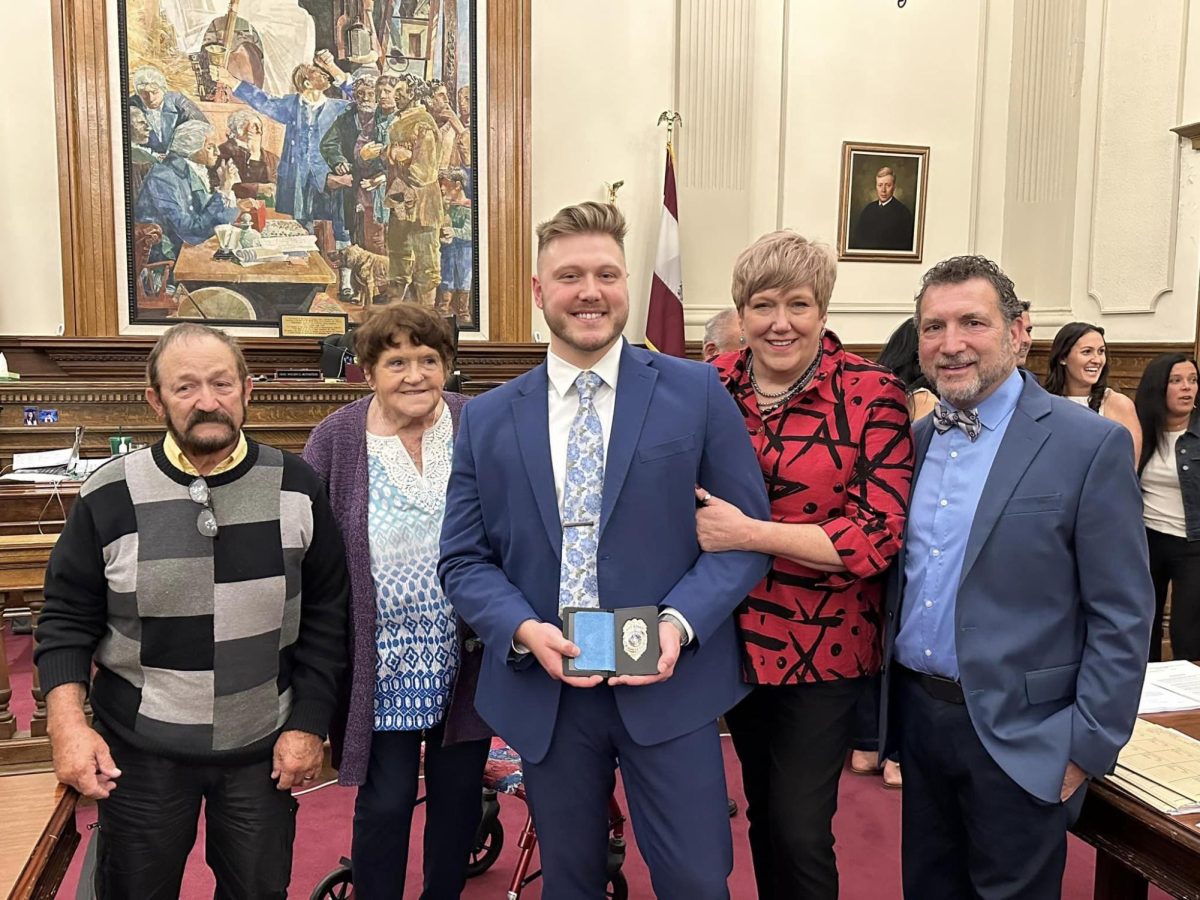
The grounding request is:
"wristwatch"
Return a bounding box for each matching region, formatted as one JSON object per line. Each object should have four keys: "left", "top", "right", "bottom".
{"left": 659, "top": 612, "right": 690, "bottom": 647}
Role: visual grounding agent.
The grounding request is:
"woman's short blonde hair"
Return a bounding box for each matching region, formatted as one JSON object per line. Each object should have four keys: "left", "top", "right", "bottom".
{"left": 730, "top": 231, "right": 837, "bottom": 315}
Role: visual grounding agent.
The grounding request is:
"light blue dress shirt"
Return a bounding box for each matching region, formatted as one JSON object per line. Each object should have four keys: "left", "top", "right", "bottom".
{"left": 895, "top": 369, "right": 1024, "bottom": 679}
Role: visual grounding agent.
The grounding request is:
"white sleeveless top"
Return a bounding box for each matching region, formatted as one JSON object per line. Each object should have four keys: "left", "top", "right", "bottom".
{"left": 1065, "top": 388, "right": 1110, "bottom": 414}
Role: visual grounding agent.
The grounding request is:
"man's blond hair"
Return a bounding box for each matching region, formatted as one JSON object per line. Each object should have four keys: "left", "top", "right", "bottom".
{"left": 536, "top": 202, "right": 627, "bottom": 257}
{"left": 730, "top": 231, "right": 837, "bottom": 315}
{"left": 876, "top": 166, "right": 895, "bottom": 180}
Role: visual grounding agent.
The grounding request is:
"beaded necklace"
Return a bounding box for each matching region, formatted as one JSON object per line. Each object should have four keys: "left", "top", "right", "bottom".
{"left": 749, "top": 347, "right": 822, "bottom": 414}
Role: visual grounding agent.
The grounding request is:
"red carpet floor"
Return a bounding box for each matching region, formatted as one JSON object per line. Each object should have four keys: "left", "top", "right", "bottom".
{"left": 5, "top": 626, "right": 1171, "bottom": 898}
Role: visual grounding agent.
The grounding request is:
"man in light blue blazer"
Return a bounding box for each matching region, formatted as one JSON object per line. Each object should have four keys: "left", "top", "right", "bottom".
{"left": 439, "top": 201, "right": 770, "bottom": 899}
{"left": 879, "top": 255, "right": 1153, "bottom": 899}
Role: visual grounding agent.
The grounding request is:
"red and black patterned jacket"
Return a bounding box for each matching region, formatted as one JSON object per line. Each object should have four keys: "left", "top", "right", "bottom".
{"left": 715, "top": 331, "right": 914, "bottom": 684}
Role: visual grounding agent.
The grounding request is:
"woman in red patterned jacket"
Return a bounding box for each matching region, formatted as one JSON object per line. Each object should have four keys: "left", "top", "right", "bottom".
{"left": 697, "top": 231, "right": 915, "bottom": 900}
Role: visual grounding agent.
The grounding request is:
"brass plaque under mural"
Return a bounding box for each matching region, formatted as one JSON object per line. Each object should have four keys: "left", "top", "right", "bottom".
{"left": 278, "top": 313, "right": 348, "bottom": 338}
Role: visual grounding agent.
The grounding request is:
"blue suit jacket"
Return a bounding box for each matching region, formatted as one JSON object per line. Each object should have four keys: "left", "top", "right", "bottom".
{"left": 880, "top": 372, "right": 1153, "bottom": 802}
{"left": 439, "top": 342, "right": 771, "bottom": 764}
{"left": 129, "top": 92, "right": 208, "bottom": 155}
{"left": 133, "top": 154, "right": 238, "bottom": 255}
{"left": 233, "top": 82, "right": 348, "bottom": 226}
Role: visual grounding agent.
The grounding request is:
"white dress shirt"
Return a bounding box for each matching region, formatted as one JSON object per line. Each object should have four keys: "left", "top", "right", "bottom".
{"left": 546, "top": 341, "right": 623, "bottom": 512}
{"left": 515, "top": 339, "right": 693, "bottom": 649}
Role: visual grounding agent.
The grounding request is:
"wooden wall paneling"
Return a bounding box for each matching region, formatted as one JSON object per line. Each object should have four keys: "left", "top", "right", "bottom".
{"left": 48, "top": 0, "right": 532, "bottom": 342}
{"left": 485, "top": 0, "right": 533, "bottom": 342}
{"left": 51, "top": 0, "right": 119, "bottom": 337}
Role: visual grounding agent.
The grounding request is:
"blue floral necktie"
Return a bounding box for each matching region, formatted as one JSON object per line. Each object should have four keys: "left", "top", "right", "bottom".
{"left": 932, "top": 402, "right": 983, "bottom": 442}
{"left": 559, "top": 371, "right": 604, "bottom": 613}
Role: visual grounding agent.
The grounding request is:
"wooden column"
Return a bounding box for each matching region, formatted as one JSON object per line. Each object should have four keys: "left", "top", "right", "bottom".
{"left": 486, "top": 0, "right": 533, "bottom": 342}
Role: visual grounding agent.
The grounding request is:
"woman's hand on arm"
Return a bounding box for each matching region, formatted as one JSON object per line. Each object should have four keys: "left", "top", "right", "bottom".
{"left": 695, "top": 486, "right": 844, "bottom": 572}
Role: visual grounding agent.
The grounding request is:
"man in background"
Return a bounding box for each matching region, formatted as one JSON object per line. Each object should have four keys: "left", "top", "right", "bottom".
{"left": 702, "top": 308, "right": 744, "bottom": 361}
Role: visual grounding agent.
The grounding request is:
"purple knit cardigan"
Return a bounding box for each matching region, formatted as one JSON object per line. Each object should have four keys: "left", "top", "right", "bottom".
{"left": 303, "top": 392, "right": 490, "bottom": 786}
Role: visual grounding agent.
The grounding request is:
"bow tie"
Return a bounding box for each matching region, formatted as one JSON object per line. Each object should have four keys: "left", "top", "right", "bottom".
{"left": 932, "top": 403, "right": 982, "bottom": 442}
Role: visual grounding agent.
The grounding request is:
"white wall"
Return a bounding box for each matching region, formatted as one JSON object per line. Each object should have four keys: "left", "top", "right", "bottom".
{"left": 530, "top": 0, "right": 677, "bottom": 344}
{"left": 3, "top": 0, "right": 1195, "bottom": 348}
{"left": 0, "top": 4, "right": 65, "bottom": 336}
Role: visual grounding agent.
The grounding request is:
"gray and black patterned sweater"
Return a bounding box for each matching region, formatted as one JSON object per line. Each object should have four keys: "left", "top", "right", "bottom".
{"left": 35, "top": 439, "right": 349, "bottom": 764}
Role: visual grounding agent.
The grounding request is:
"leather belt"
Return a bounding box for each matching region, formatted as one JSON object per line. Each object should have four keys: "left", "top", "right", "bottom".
{"left": 899, "top": 664, "right": 965, "bottom": 705}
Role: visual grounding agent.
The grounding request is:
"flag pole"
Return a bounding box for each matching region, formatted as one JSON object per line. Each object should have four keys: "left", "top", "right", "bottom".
{"left": 656, "top": 110, "right": 683, "bottom": 151}
{"left": 646, "top": 111, "right": 687, "bottom": 358}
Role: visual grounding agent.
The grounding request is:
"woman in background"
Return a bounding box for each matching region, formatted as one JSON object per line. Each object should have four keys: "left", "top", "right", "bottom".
{"left": 1135, "top": 353, "right": 1200, "bottom": 663}
{"left": 876, "top": 318, "right": 937, "bottom": 420}
{"left": 304, "top": 304, "right": 489, "bottom": 899}
{"left": 843, "top": 317, "right": 934, "bottom": 790}
{"left": 1044, "top": 322, "right": 1141, "bottom": 462}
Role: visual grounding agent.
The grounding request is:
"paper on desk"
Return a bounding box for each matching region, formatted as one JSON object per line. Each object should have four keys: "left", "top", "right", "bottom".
{"left": 1138, "top": 660, "right": 1200, "bottom": 714}
{"left": 1108, "top": 719, "right": 1200, "bottom": 814}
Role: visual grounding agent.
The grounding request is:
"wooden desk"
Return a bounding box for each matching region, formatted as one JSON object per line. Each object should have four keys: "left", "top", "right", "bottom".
{"left": 173, "top": 237, "right": 336, "bottom": 320}
{"left": 0, "top": 484, "right": 78, "bottom": 536}
{"left": 0, "top": 774, "right": 78, "bottom": 900}
{"left": 1072, "top": 708, "right": 1200, "bottom": 899}
{"left": 0, "top": 381, "right": 371, "bottom": 472}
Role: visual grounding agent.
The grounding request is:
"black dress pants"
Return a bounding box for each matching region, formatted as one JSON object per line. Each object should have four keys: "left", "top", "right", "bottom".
{"left": 725, "top": 678, "right": 864, "bottom": 900}
{"left": 351, "top": 725, "right": 490, "bottom": 899}
{"left": 1147, "top": 527, "right": 1200, "bottom": 662}
{"left": 897, "top": 667, "right": 1085, "bottom": 900}
{"left": 94, "top": 727, "right": 297, "bottom": 900}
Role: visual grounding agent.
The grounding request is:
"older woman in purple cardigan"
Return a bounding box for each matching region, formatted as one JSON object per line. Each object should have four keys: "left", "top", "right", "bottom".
{"left": 304, "top": 303, "right": 489, "bottom": 899}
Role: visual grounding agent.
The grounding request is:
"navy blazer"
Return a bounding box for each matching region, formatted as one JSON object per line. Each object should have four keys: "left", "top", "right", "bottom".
{"left": 880, "top": 372, "right": 1153, "bottom": 803}
{"left": 439, "top": 342, "right": 771, "bottom": 764}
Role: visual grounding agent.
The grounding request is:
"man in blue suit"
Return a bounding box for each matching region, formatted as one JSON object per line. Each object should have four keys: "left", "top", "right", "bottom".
{"left": 439, "top": 201, "right": 771, "bottom": 899}
{"left": 879, "top": 255, "right": 1153, "bottom": 899}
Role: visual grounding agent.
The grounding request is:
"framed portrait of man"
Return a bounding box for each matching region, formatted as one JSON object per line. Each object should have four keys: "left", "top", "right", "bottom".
{"left": 837, "top": 142, "right": 929, "bottom": 263}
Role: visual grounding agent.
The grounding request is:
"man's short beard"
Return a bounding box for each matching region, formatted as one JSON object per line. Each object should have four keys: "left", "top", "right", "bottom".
{"left": 923, "top": 347, "right": 1016, "bottom": 409}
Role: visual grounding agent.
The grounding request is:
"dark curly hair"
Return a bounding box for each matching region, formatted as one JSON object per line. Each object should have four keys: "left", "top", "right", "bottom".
{"left": 913, "top": 255, "right": 1023, "bottom": 328}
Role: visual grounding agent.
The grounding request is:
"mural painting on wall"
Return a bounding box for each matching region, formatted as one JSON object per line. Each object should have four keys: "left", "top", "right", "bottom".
{"left": 837, "top": 142, "right": 929, "bottom": 263}
{"left": 121, "top": 0, "right": 479, "bottom": 330}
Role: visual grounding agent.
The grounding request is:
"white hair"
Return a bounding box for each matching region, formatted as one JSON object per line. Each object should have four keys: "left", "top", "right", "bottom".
{"left": 226, "top": 109, "right": 262, "bottom": 139}
{"left": 132, "top": 65, "right": 168, "bottom": 92}
{"left": 703, "top": 307, "right": 741, "bottom": 352}
{"left": 169, "top": 119, "right": 214, "bottom": 157}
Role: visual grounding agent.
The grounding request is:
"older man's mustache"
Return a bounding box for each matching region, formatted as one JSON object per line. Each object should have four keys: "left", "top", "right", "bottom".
{"left": 187, "top": 409, "right": 236, "bottom": 429}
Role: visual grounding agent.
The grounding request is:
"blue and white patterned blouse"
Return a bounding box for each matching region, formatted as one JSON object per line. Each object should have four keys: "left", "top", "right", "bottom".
{"left": 367, "top": 406, "right": 459, "bottom": 731}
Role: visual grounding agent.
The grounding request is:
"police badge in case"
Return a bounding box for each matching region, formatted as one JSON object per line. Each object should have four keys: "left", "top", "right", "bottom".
{"left": 562, "top": 605, "right": 661, "bottom": 676}
{"left": 622, "top": 617, "right": 648, "bottom": 661}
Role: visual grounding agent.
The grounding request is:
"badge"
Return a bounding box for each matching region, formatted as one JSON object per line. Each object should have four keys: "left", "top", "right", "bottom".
{"left": 622, "top": 617, "right": 648, "bottom": 661}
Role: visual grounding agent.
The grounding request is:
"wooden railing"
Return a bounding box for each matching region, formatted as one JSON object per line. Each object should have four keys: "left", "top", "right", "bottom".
{"left": 0, "top": 535, "right": 57, "bottom": 775}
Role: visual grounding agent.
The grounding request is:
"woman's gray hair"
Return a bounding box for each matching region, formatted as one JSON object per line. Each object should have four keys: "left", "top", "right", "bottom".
{"left": 132, "top": 65, "right": 168, "bottom": 92}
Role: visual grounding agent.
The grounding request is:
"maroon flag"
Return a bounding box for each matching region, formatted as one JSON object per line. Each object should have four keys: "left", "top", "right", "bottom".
{"left": 645, "top": 143, "right": 686, "bottom": 357}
